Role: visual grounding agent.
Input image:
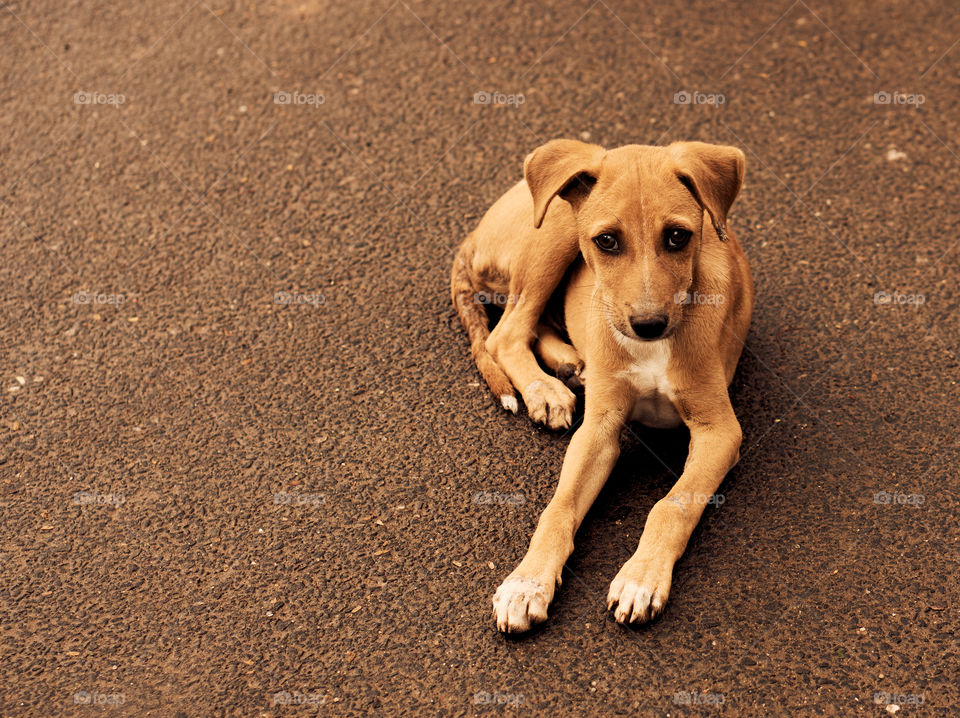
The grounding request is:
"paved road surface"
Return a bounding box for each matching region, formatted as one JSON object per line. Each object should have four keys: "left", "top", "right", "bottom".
{"left": 1, "top": 0, "right": 957, "bottom": 715}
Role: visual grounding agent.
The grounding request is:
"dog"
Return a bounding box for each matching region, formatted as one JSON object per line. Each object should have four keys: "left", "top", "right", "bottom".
{"left": 451, "top": 139, "right": 752, "bottom": 632}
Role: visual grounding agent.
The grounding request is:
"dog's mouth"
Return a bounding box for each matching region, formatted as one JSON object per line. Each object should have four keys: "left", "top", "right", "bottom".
{"left": 603, "top": 310, "right": 674, "bottom": 345}
{"left": 624, "top": 324, "right": 674, "bottom": 342}
{"left": 636, "top": 326, "right": 674, "bottom": 341}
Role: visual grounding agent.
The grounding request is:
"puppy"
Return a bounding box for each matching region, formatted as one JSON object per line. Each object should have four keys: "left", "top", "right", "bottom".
{"left": 451, "top": 140, "right": 752, "bottom": 632}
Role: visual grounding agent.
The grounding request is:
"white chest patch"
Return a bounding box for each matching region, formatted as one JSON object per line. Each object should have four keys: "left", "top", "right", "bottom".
{"left": 615, "top": 339, "right": 683, "bottom": 429}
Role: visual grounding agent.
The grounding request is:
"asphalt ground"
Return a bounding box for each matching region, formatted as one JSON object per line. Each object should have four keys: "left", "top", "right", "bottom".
{"left": 1, "top": 0, "right": 958, "bottom": 715}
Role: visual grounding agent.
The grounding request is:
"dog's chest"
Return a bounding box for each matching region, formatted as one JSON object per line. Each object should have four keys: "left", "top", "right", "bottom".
{"left": 617, "top": 342, "right": 683, "bottom": 429}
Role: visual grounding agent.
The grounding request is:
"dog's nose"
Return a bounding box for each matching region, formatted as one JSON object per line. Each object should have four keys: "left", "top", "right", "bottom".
{"left": 629, "top": 314, "right": 669, "bottom": 340}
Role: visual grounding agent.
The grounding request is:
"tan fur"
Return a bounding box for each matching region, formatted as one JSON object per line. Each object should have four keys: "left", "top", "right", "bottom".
{"left": 450, "top": 245, "right": 515, "bottom": 405}
{"left": 451, "top": 140, "right": 753, "bottom": 633}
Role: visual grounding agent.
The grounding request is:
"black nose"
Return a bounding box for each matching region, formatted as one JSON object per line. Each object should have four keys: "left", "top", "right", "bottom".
{"left": 629, "top": 314, "right": 669, "bottom": 340}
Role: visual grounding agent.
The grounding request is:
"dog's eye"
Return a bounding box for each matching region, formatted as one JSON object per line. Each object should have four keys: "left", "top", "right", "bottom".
{"left": 593, "top": 233, "right": 619, "bottom": 253}
{"left": 664, "top": 227, "right": 692, "bottom": 251}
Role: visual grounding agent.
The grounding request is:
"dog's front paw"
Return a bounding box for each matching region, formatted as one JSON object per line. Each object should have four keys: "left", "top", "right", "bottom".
{"left": 521, "top": 378, "right": 576, "bottom": 430}
{"left": 492, "top": 576, "right": 553, "bottom": 633}
{"left": 607, "top": 552, "right": 674, "bottom": 625}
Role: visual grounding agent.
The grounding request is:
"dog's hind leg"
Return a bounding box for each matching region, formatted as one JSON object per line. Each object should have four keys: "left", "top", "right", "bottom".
{"left": 450, "top": 245, "right": 518, "bottom": 412}
{"left": 487, "top": 306, "right": 577, "bottom": 430}
{"left": 533, "top": 322, "right": 584, "bottom": 393}
{"left": 484, "top": 261, "right": 580, "bottom": 429}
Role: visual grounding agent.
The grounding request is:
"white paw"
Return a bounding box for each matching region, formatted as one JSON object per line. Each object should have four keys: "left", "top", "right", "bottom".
{"left": 607, "top": 555, "right": 673, "bottom": 625}
{"left": 522, "top": 378, "right": 576, "bottom": 430}
{"left": 492, "top": 577, "right": 551, "bottom": 633}
{"left": 500, "top": 394, "right": 519, "bottom": 414}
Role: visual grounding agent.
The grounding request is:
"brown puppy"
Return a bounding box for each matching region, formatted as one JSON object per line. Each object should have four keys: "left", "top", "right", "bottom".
{"left": 451, "top": 140, "right": 752, "bottom": 632}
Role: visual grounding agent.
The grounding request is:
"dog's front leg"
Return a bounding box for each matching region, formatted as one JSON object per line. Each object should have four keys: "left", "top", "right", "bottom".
{"left": 607, "top": 393, "right": 742, "bottom": 625}
{"left": 493, "top": 400, "right": 627, "bottom": 633}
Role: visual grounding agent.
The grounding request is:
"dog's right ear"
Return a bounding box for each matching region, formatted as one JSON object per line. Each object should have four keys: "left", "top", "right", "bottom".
{"left": 524, "top": 140, "right": 605, "bottom": 228}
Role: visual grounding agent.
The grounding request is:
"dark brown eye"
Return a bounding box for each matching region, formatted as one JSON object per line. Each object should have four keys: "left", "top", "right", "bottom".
{"left": 664, "top": 227, "right": 692, "bottom": 251}
{"left": 593, "top": 233, "right": 619, "bottom": 253}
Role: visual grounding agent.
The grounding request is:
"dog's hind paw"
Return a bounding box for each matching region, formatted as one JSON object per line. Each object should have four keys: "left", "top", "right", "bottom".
{"left": 522, "top": 378, "right": 576, "bottom": 430}
{"left": 557, "top": 362, "right": 584, "bottom": 393}
{"left": 500, "top": 394, "right": 519, "bottom": 414}
{"left": 492, "top": 576, "right": 551, "bottom": 633}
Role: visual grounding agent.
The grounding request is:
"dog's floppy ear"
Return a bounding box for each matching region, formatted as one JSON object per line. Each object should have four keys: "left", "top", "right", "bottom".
{"left": 669, "top": 142, "right": 745, "bottom": 241}
{"left": 524, "top": 140, "right": 605, "bottom": 228}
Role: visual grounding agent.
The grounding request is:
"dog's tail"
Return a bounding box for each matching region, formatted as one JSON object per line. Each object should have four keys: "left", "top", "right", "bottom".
{"left": 450, "top": 243, "right": 518, "bottom": 413}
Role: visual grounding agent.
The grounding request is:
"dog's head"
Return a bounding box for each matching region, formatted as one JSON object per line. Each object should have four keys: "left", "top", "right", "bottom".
{"left": 524, "top": 140, "right": 745, "bottom": 342}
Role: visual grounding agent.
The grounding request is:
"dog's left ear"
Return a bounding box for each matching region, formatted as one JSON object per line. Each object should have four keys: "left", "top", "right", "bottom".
{"left": 524, "top": 140, "right": 606, "bottom": 228}
{"left": 669, "top": 142, "right": 745, "bottom": 241}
